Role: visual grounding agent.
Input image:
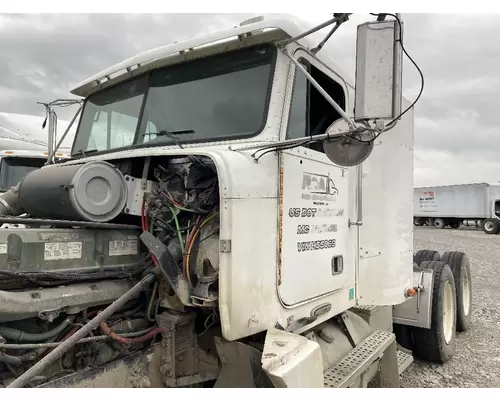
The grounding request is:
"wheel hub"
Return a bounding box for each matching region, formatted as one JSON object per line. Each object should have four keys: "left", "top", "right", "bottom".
{"left": 443, "top": 280, "right": 454, "bottom": 344}
{"left": 462, "top": 267, "right": 471, "bottom": 317}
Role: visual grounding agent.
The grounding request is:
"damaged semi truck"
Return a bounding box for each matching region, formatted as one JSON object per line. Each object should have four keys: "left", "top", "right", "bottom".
{"left": 0, "top": 14, "right": 472, "bottom": 388}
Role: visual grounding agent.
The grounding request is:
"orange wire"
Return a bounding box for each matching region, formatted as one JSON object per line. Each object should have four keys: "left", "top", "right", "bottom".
{"left": 184, "top": 212, "right": 219, "bottom": 285}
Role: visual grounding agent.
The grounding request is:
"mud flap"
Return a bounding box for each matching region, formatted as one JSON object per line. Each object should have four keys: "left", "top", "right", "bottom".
{"left": 261, "top": 327, "right": 324, "bottom": 388}
{"left": 213, "top": 337, "right": 273, "bottom": 388}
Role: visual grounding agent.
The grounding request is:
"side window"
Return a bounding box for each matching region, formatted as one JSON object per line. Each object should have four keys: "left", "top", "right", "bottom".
{"left": 88, "top": 109, "right": 139, "bottom": 151}
{"left": 286, "top": 60, "right": 346, "bottom": 153}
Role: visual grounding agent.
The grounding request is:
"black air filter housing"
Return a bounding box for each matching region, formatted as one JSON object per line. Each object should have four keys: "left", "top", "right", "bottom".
{"left": 18, "top": 160, "right": 128, "bottom": 222}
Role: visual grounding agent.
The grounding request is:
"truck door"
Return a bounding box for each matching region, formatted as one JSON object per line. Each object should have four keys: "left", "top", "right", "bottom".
{"left": 277, "top": 52, "right": 354, "bottom": 306}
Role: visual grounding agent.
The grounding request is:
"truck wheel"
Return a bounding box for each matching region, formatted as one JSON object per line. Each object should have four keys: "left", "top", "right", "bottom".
{"left": 482, "top": 218, "right": 499, "bottom": 234}
{"left": 434, "top": 218, "right": 445, "bottom": 229}
{"left": 413, "top": 249, "right": 441, "bottom": 266}
{"left": 441, "top": 251, "right": 472, "bottom": 332}
{"left": 413, "top": 261, "right": 457, "bottom": 363}
{"left": 414, "top": 217, "right": 423, "bottom": 226}
{"left": 449, "top": 221, "right": 461, "bottom": 229}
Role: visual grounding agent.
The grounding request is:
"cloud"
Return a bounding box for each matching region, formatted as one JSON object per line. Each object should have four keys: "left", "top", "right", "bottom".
{"left": 0, "top": 12, "right": 497, "bottom": 187}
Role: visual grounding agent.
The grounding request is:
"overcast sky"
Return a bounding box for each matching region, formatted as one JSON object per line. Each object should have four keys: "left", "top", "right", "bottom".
{"left": 0, "top": 13, "right": 497, "bottom": 187}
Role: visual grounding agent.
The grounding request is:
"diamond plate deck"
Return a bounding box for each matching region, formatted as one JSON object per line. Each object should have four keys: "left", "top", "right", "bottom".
{"left": 397, "top": 349, "right": 413, "bottom": 375}
{"left": 351, "top": 305, "right": 377, "bottom": 312}
{"left": 323, "top": 330, "right": 395, "bottom": 388}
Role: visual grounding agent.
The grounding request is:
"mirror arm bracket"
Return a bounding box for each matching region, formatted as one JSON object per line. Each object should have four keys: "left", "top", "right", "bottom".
{"left": 281, "top": 47, "right": 357, "bottom": 131}
{"left": 278, "top": 14, "right": 351, "bottom": 48}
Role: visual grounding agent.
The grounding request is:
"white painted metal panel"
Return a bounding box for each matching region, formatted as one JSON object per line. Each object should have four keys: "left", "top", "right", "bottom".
{"left": 278, "top": 151, "right": 350, "bottom": 305}
{"left": 356, "top": 101, "right": 414, "bottom": 306}
{"left": 214, "top": 148, "right": 355, "bottom": 341}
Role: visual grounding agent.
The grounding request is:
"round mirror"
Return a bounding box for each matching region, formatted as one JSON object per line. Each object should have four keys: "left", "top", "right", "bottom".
{"left": 322, "top": 119, "right": 374, "bottom": 167}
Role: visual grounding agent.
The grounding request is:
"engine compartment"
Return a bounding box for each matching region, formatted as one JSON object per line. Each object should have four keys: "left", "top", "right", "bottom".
{"left": 0, "top": 154, "right": 223, "bottom": 387}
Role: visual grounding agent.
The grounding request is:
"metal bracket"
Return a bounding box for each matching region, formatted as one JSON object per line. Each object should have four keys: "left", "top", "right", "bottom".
{"left": 219, "top": 240, "right": 231, "bottom": 253}
{"left": 338, "top": 312, "right": 364, "bottom": 347}
{"left": 281, "top": 48, "right": 356, "bottom": 130}
{"left": 415, "top": 270, "right": 425, "bottom": 312}
{"left": 392, "top": 267, "right": 433, "bottom": 329}
{"left": 142, "top": 157, "right": 151, "bottom": 190}
{"left": 140, "top": 231, "right": 193, "bottom": 306}
{"left": 156, "top": 311, "right": 218, "bottom": 387}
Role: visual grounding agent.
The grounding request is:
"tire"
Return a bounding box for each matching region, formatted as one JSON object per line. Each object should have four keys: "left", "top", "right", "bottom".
{"left": 434, "top": 218, "right": 445, "bottom": 229}
{"left": 482, "top": 218, "right": 499, "bottom": 234}
{"left": 414, "top": 217, "right": 423, "bottom": 226}
{"left": 413, "top": 249, "right": 441, "bottom": 266}
{"left": 412, "top": 261, "right": 457, "bottom": 363}
{"left": 441, "top": 251, "right": 472, "bottom": 332}
{"left": 449, "top": 221, "right": 461, "bottom": 229}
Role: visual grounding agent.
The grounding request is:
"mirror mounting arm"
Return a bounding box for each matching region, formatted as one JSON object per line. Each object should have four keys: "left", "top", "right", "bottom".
{"left": 278, "top": 13, "right": 352, "bottom": 48}
{"left": 38, "top": 99, "right": 83, "bottom": 165}
{"left": 310, "top": 13, "right": 350, "bottom": 54}
{"left": 281, "top": 47, "right": 357, "bottom": 131}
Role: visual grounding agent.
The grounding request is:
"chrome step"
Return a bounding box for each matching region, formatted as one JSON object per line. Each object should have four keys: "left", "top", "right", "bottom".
{"left": 351, "top": 305, "right": 377, "bottom": 312}
{"left": 323, "top": 330, "right": 395, "bottom": 388}
{"left": 397, "top": 349, "right": 413, "bottom": 375}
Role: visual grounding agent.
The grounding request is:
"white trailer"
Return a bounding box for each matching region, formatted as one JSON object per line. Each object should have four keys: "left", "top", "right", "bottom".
{"left": 0, "top": 112, "right": 76, "bottom": 152}
{"left": 0, "top": 14, "right": 473, "bottom": 389}
{"left": 414, "top": 183, "right": 500, "bottom": 234}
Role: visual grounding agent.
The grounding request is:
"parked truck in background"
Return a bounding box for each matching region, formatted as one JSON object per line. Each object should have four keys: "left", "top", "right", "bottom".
{"left": 414, "top": 183, "right": 500, "bottom": 234}
{"left": 0, "top": 112, "right": 76, "bottom": 153}
{"left": 0, "top": 14, "right": 474, "bottom": 388}
{"left": 0, "top": 150, "right": 70, "bottom": 229}
{"left": 0, "top": 150, "right": 69, "bottom": 194}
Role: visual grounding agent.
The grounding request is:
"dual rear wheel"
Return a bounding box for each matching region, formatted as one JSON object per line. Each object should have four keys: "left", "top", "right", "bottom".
{"left": 402, "top": 250, "right": 472, "bottom": 363}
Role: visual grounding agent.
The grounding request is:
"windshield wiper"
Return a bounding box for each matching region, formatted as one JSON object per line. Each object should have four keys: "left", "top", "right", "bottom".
{"left": 144, "top": 129, "right": 206, "bottom": 166}
{"left": 155, "top": 129, "right": 195, "bottom": 136}
{"left": 144, "top": 129, "right": 195, "bottom": 149}
{"left": 73, "top": 148, "right": 98, "bottom": 158}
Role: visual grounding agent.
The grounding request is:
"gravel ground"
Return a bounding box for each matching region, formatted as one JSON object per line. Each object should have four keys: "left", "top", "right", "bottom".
{"left": 400, "top": 226, "right": 500, "bottom": 388}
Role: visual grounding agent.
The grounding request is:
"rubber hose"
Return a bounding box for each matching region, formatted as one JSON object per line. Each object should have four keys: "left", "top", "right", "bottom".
{"left": 100, "top": 320, "right": 164, "bottom": 344}
{"left": 0, "top": 316, "right": 74, "bottom": 342}
{"left": 0, "top": 352, "right": 22, "bottom": 366}
{"left": 7, "top": 273, "right": 156, "bottom": 388}
{"left": 0, "top": 334, "right": 58, "bottom": 365}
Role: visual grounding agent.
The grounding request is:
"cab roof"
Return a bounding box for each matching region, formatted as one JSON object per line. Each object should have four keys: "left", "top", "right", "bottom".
{"left": 71, "top": 15, "right": 354, "bottom": 98}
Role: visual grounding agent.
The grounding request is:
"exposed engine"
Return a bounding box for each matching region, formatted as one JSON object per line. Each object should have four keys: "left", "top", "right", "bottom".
{"left": 0, "top": 155, "right": 222, "bottom": 388}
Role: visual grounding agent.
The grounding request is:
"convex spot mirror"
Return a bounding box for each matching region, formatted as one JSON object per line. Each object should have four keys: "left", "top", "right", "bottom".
{"left": 322, "top": 119, "right": 374, "bottom": 167}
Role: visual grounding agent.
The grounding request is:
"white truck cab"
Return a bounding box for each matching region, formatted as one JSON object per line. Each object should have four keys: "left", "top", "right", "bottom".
{"left": 0, "top": 150, "right": 69, "bottom": 194}
{"left": 0, "top": 14, "right": 472, "bottom": 389}
{"left": 0, "top": 150, "right": 69, "bottom": 228}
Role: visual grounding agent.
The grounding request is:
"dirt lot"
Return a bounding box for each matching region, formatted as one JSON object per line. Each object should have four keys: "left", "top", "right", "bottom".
{"left": 400, "top": 227, "right": 500, "bottom": 388}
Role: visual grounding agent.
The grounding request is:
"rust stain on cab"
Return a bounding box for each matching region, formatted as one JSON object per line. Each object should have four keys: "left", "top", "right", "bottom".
{"left": 278, "top": 166, "right": 284, "bottom": 286}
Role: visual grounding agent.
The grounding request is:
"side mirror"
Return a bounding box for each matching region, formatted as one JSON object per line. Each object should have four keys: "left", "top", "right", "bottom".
{"left": 354, "top": 18, "right": 403, "bottom": 121}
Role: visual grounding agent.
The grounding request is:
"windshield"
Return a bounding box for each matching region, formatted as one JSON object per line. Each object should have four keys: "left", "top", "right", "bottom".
{"left": 72, "top": 44, "right": 276, "bottom": 155}
{"left": 0, "top": 157, "right": 46, "bottom": 192}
